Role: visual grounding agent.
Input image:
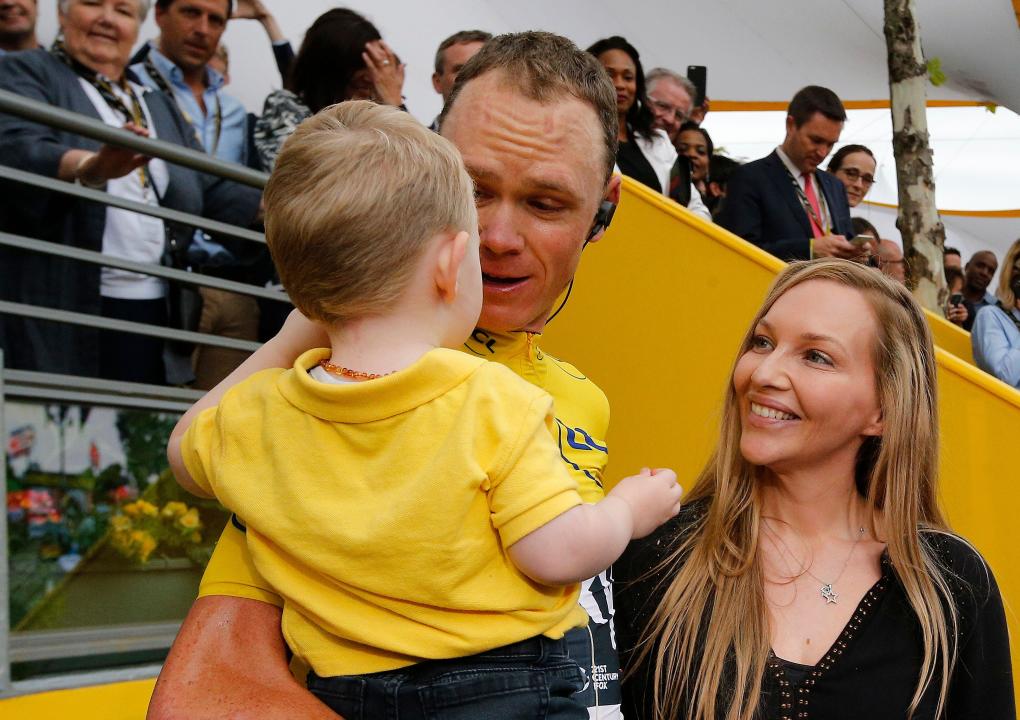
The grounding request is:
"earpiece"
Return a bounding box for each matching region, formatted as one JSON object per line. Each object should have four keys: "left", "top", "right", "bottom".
{"left": 585, "top": 200, "right": 617, "bottom": 243}
{"left": 548, "top": 200, "right": 618, "bottom": 325}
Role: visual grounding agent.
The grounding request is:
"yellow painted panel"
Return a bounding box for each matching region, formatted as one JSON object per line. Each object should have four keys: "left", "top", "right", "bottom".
{"left": 542, "top": 178, "right": 1020, "bottom": 694}
{"left": 0, "top": 678, "right": 154, "bottom": 719}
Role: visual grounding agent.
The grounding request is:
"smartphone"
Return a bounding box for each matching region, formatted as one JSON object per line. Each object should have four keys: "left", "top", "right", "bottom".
{"left": 851, "top": 234, "right": 874, "bottom": 248}
{"left": 686, "top": 65, "right": 707, "bottom": 108}
{"left": 950, "top": 293, "right": 964, "bottom": 307}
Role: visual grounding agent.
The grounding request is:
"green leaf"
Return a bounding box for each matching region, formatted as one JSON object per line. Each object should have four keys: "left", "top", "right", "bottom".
{"left": 926, "top": 58, "right": 947, "bottom": 87}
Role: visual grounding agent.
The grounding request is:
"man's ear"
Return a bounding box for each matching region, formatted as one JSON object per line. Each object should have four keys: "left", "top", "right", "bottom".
{"left": 587, "top": 175, "right": 622, "bottom": 246}
{"left": 784, "top": 114, "right": 796, "bottom": 138}
{"left": 431, "top": 73, "right": 443, "bottom": 95}
{"left": 435, "top": 230, "right": 470, "bottom": 303}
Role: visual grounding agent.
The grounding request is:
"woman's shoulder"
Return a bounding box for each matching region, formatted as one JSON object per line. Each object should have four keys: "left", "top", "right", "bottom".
{"left": 919, "top": 529, "right": 1000, "bottom": 607}
{"left": 973, "top": 301, "right": 1011, "bottom": 323}
{"left": 259, "top": 88, "right": 309, "bottom": 118}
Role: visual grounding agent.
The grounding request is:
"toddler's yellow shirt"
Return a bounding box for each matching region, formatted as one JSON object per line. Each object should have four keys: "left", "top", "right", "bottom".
{"left": 183, "top": 347, "right": 588, "bottom": 675}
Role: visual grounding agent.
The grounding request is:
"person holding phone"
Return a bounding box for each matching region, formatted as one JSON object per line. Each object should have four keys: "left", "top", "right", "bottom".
{"left": 718, "top": 86, "right": 856, "bottom": 261}
{"left": 945, "top": 266, "right": 970, "bottom": 328}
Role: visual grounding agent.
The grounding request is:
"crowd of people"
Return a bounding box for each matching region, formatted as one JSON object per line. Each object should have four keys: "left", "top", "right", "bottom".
{"left": 0, "top": 3, "right": 1017, "bottom": 719}
{"left": 1, "top": 1, "right": 1015, "bottom": 389}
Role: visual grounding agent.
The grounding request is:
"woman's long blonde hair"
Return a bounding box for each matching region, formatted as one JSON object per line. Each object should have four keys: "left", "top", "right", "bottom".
{"left": 634, "top": 260, "right": 957, "bottom": 720}
{"left": 995, "top": 239, "right": 1020, "bottom": 309}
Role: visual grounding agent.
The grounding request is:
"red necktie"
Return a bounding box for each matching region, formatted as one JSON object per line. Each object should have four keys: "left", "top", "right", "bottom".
{"left": 803, "top": 173, "right": 825, "bottom": 238}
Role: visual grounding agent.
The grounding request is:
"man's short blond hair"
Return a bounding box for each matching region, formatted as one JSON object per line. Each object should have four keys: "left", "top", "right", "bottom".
{"left": 264, "top": 101, "right": 476, "bottom": 325}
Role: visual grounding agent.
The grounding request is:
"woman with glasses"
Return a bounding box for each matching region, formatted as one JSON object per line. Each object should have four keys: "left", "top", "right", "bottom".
{"left": 972, "top": 239, "right": 1020, "bottom": 388}
{"left": 828, "top": 144, "right": 877, "bottom": 208}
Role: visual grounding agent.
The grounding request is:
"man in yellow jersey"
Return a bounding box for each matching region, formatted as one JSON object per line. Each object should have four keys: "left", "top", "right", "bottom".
{"left": 149, "top": 32, "right": 625, "bottom": 720}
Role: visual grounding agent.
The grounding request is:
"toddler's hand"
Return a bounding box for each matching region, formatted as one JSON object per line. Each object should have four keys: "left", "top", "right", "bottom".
{"left": 608, "top": 468, "right": 683, "bottom": 539}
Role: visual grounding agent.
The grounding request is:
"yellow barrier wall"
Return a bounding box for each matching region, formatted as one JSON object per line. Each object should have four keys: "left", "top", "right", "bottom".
{"left": 541, "top": 178, "right": 1020, "bottom": 702}
{"left": 0, "top": 678, "right": 154, "bottom": 719}
{"left": 2, "top": 179, "right": 1013, "bottom": 714}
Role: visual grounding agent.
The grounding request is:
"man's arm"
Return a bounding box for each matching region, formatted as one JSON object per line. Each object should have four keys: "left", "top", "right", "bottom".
{"left": 147, "top": 596, "right": 341, "bottom": 720}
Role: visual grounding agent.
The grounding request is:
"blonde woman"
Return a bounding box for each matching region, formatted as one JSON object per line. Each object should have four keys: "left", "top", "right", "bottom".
{"left": 615, "top": 260, "right": 1014, "bottom": 719}
{"left": 972, "top": 238, "right": 1020, "bottom": 388}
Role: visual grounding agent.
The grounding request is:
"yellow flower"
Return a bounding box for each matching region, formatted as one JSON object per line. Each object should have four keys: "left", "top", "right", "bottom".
{"left": 111, "top": 515, "right": 132, "bottom": 532}
{"left": 122, "top": 502, "right": 139, "bottom": 517}
{"left": 130, "top": 529, "right": 147, "bottom": 544}
{"left": 161, "top": 501, "right": 188, "bottom": 518}
{"left": 139, "top": 533, "right": 157, "bottom": 558}
{"left": 177, "top": 508, "right": 202, "bottom": 531}
{"left": 135, "top": 500, "right": 158, "bottom": 517}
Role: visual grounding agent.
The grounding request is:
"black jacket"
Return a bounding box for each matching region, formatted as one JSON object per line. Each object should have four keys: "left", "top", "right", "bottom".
{"left": 717, "top": 150, "right": 855, "bottom": 261}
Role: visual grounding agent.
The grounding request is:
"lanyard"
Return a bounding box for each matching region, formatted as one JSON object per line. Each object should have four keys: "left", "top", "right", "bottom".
{"left": 51, "top": 39, "right": 154, "bottom": 193}
{"left": 779, "top": 161, "right": 830, "bottom": 236}
{"left": 143, "top": 54, "right": 222, "bottom": 156}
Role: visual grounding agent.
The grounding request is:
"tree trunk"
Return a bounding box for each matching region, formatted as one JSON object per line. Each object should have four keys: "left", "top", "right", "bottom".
{"left": 884, "top": 0, "right": 946, "bottom": 311}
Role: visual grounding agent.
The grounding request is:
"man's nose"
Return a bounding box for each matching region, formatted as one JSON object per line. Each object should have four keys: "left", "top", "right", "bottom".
{"left": 479, "top": 205, "right": 525, "bottom": 255}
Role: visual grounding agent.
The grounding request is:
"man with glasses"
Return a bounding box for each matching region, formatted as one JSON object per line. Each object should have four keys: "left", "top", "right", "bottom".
{"left": 645, "top": 67, "right": 710, "bottom": 218}
{"left": 645, "top": 67, "right": 695, "bottom": 145}
{"left": 877, "top": 238, "right": 907, "bottom": 284}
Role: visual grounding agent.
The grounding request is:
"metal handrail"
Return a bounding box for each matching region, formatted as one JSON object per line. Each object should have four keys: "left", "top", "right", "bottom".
{"left": 0, "top": 88, "right": 269, "bottom": 189}
{"left": 0, "top": 301, "right": 261, "bottom": 352}
{"left": 0, "top": 166, "right": 266, "bottom": 245}
{"left": 5, "top": 367, "right": 203, "bottom": 403}
{"left": 0, "top": 232, "right": 288, "bottom": 303}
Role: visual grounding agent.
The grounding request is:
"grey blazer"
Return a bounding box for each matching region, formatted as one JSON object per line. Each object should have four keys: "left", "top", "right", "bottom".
{"left": 0, "top": 49, "right": 261, "bottom": 378}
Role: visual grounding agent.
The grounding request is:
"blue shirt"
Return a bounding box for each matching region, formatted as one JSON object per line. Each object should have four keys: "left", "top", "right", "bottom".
{"left": 972, "top": 303, "right": 1020, "bottom": 388}
{"left": 131, "top": 44, "right": 248, "bottom": 165}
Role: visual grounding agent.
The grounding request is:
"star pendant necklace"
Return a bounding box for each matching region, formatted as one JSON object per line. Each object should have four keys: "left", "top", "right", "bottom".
{"left": 802, "top": 526, "right": 866, "bottom": 605}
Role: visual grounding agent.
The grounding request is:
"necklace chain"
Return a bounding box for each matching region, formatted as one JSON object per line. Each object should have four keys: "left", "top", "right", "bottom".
{"left": 764, "top": 520, "right": 866, "bottom": 606}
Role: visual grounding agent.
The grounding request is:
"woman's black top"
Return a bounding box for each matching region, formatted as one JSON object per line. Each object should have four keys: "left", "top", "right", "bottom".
{"left": 616, "top": 128, "right": 662, "bottom": 193}
{"left": 614, "top": 502, "right": 1015, "bottom": 720}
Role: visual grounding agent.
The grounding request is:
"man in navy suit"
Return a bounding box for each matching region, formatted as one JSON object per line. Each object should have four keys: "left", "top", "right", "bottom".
{"left": 718, "top": 86, "right": 856, "bottom": 261}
